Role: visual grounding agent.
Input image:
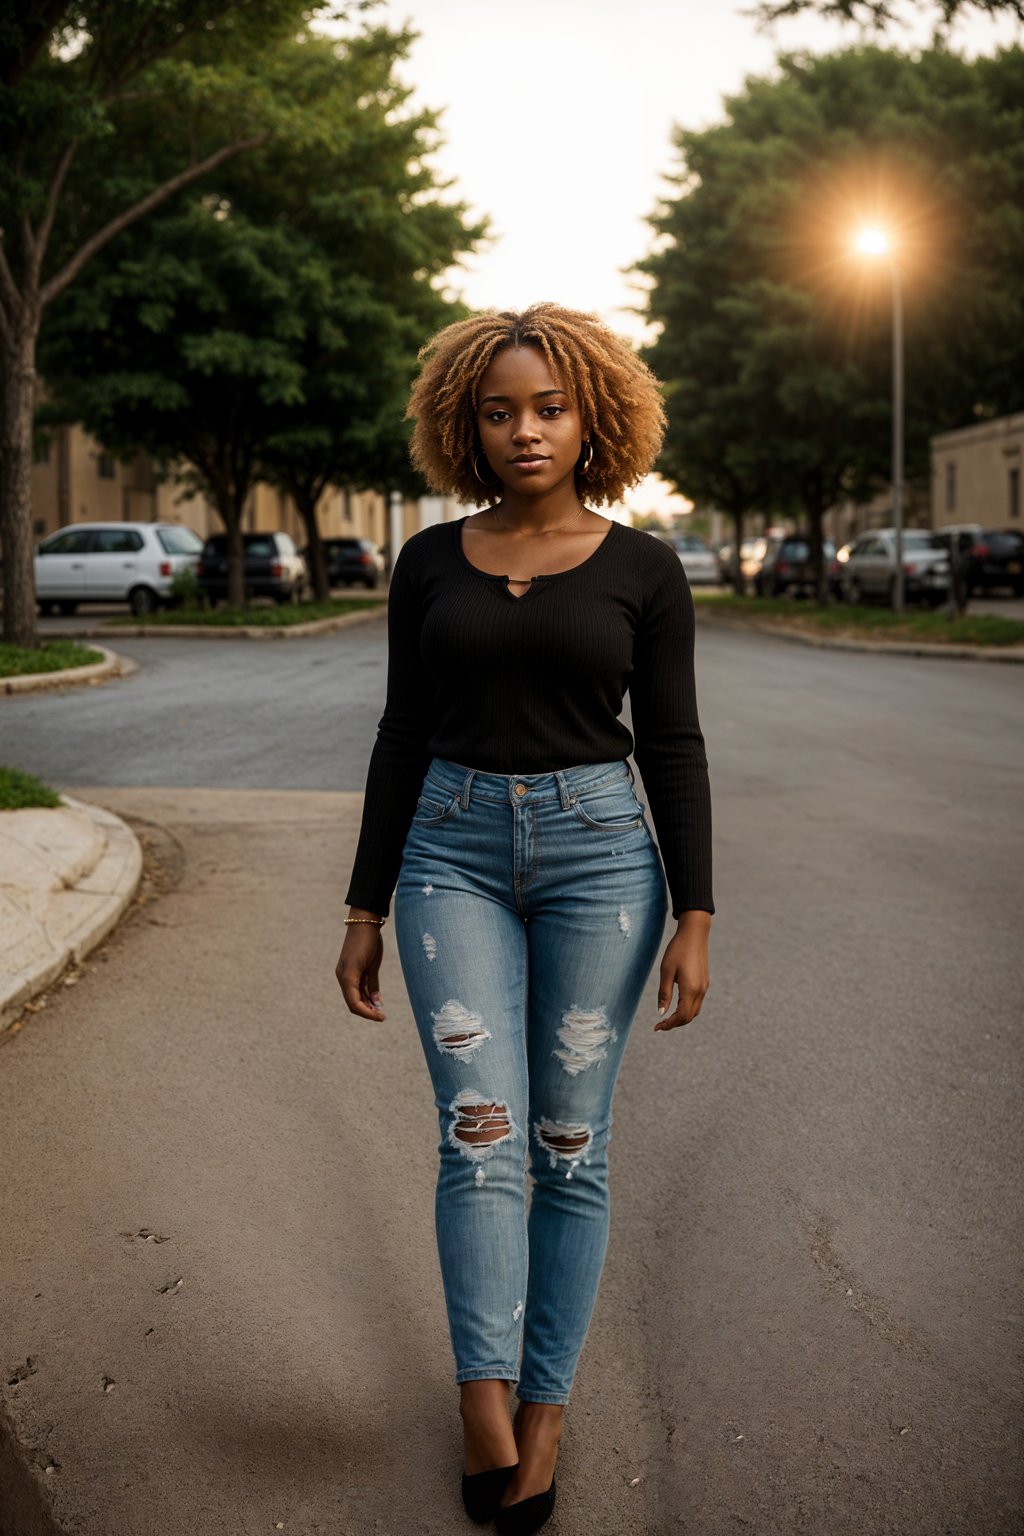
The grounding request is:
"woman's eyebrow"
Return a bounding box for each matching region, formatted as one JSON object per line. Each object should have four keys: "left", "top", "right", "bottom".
{"left": 479, "top": 388, "right": 568, "bottom": 404}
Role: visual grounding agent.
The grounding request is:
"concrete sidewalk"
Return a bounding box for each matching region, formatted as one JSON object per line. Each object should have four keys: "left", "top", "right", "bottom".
{"left": 0, "top": 796, "right": 142, "bottom": 1031}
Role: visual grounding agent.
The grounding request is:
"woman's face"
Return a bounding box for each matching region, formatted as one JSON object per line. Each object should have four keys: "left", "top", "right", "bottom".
{"left": 476, "top": 345, "right": 585, "bottom": 497}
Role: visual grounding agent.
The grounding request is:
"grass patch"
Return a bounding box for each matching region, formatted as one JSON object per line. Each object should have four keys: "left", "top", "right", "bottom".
{"left": 106, "top": 597, "right": 379, "bottom": 627}
{"left": 0, "top": 766, "right": 62, "bottom": 810}
{"left": 0, "top": 638, "right": 104, "bottom": 677}
{"left": 692, "top": 590, "right": 1024, "bottom": 648}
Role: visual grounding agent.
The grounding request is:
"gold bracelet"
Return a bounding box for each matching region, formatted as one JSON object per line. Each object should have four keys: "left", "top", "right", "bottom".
{"left": 344, "top": 916, "right": 386, "bottom": 926}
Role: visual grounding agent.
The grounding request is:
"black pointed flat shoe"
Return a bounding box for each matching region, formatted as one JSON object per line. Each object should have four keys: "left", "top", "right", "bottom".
{"left": 461, "top": 1463, "right": 518, "bottom": 1525}
{"left": 494, "top": 1478, "right": 556, "bottom": 1536}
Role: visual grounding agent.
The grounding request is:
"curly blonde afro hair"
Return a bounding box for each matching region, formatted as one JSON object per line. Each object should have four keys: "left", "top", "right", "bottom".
{"left": 406, "top": 302, "right": 666, "bottom": 507}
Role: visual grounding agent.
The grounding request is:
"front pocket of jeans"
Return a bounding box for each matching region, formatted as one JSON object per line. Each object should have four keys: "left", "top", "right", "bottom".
{"left": 413, "top": 792, "right": 459, "bottom": 826}
{"left": 571, "top": 785, "right": 645, "bottom": 832}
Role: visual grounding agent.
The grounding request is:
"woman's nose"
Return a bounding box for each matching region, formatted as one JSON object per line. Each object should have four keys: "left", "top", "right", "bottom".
{"left": 512, "top": 418, "right": 541, "bottom": 443}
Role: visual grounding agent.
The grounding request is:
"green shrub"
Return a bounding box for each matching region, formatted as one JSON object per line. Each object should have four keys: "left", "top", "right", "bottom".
{"left": 0, "top": 766, "right": 62, "bottom": 810}
{"left": 168, "top": 567, "right": 202, "bottom": 609}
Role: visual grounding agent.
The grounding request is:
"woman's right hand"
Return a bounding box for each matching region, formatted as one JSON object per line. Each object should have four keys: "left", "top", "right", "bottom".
{"left": 335, "top": 911, "right": 386, "bottom": 1020}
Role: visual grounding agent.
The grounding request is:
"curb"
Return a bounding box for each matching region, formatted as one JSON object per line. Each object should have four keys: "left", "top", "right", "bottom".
{"left": 695, "top": 611, "right": 1024, "bottom": 664}
{"left": 0, "top": 794, "right": 143, "bottom": 1032}
{"left": 1, "top": 645, "right": 138, "bottom": 697}
{"left": 79, "top": 604, "right": 386, "bottom": 641}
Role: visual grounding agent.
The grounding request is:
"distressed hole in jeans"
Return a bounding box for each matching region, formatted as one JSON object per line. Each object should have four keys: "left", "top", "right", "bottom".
{"left": 432, "top": 999, "right": 491, "bottom": 1061}
{"left": 617, "top": 907, "right": 631, "bottom": 937}
{"left": 448, "top": 1090, "right": 514, "bottom": 1185}
{"left": 422, "top": 932, "right": 438, "bottom": 962}
{"left": 553, "top": 1005, "right": 615, "bottom": 1076}
{"left": 534, "top": 1117, "right": 593, "bottom": 1180}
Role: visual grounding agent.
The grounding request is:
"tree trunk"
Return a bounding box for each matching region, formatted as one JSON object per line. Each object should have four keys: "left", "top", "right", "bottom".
{"left": 226, "top": 499, "right": 246, "bottom": 611}
{"left": 806, "top": 506, "right": 827, "bottom": 605}
{"left": 0, "top": 303, "right": 41, "bottom": 648}
{"left": 295, "top": 490, "right": 329, "bottom": 602}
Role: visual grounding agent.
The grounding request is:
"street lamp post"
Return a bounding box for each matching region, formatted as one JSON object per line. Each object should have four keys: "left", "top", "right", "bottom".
{"left": 891, "top": 258, "right": 904, "bottom": 614}
{"left": 856, "top": 229, "right": 904, "bottom": 615}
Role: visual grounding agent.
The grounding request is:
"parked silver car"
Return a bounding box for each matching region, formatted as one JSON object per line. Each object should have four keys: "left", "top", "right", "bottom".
{"left": 841, "top": 528, "right": 950, "bottom": 607}
{"left": 672, "top": 534, "right": 721, "bottom": 585}
{"left": 35, "top": 522, "right": 204, "bottom": 616}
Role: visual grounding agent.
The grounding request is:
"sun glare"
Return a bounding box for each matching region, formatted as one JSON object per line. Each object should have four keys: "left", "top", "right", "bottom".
{"left": 855, "top": 227, "right": 890, "bottom": 257}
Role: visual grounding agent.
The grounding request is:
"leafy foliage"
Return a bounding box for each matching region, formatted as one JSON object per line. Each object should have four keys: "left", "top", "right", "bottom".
{"left": 37, "top": 26, "right": 482, "bottom": 603}
{"left": 640, "top": 46, "right": 1024, "bottom": 592}
{"left": 749, "top": 0, "right": 1024, "bottom": 34}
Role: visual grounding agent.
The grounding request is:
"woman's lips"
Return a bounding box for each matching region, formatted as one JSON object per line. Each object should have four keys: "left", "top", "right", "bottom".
{"left": 510, "top": 456, "right": 549, "bottom": 469}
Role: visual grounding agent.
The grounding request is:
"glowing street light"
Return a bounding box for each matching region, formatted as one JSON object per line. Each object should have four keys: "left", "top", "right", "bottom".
{"left": 854, "top": 226, "right": 905, "bottom": 613}
{"left": 855, "top": 227, "right": 890, "bottom": 257}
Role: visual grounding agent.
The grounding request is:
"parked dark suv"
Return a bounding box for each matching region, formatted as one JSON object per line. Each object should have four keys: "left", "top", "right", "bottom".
{"left": 301, "top": 537, "right": 385, "bottom": 589}
{"left": 962, "top": 529, "right": 1024, "bottom": 597}
{"left": 197, "top": 532, "right": 306, "bottom": 605}
{"left": 755, "top": 534, "right": 837, "bottom": 597}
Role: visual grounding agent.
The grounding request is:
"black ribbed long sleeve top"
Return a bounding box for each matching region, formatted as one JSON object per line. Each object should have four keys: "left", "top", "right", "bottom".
{"left": 345, "top": 516, "right": 714, "bottom": 919}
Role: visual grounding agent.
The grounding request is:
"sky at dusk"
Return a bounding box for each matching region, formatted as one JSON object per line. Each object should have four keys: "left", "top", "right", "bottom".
{"left": 323, "top": 1, "right": 1021, "bottom": 514}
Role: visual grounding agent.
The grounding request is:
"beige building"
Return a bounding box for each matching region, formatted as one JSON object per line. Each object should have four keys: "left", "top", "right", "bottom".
{"left": 30, "top": 423, "right": 439, "bottom": 554}
{"left": 930, "top": 412, "right": 1023, "bottom": 531}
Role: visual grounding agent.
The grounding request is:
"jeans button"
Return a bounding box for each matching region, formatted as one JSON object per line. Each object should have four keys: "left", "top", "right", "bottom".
{"left": 514, "top": 783, "right": 527, "bottom": 797}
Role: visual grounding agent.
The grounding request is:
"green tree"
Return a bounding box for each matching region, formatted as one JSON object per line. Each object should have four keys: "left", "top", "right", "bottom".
{"left": 0, "top": 0, "right": 347, "bottom": 647}
{"left": 640, "top": 46, "right": 1024, "bottom": 600}
{"left": 38, "top": 28, "right": 480, "bottom": 607}
{"left": 751, "top": 0, "right": 1024, "bottom": 33}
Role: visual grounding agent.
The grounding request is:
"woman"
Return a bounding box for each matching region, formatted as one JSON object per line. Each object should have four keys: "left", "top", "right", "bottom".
{"left": 336, "top": 303, "right": 713, "bottom": 1534}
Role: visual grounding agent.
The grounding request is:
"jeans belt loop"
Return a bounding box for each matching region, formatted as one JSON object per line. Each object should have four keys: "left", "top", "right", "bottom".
{"left": 459, "top": 768, "right": 476, "bottom": 809}
{"left": 553, "top": 769, "right": 573, "bottom": 810}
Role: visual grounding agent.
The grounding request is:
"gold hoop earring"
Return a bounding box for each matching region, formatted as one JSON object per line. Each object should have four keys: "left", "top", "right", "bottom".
{"left": 473, "top": 452, "right": 498, "bottom": 487}
{"left": 577, "top": 440, "right": 594, "bottom": 476}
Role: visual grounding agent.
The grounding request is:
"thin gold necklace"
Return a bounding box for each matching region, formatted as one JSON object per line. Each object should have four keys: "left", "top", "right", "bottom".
{"left": 491, "top": 501, "right": 586, "bottom": 534}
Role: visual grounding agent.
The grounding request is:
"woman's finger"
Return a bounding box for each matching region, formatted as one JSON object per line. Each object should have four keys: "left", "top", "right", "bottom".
{"left": 339, "top": 964, "right": 385, "bottom": 1020}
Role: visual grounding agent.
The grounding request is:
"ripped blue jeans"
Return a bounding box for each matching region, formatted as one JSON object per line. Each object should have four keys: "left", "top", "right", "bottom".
{"left": 393, "top": 757, "right": 668, "bottom": 1404}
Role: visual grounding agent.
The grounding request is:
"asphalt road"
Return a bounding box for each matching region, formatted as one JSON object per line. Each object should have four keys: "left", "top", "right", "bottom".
{"left": 1, "top": 619, "right": 1022, "bottom": 1536}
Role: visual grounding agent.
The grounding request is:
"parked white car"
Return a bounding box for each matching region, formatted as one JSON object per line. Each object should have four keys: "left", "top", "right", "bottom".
{"left": 672, "top": 534, "right": 722, "bottom": 586}
{"left": 35, "top": 522, "right": 204, "bottom": 616}
{"left": 841, "top": 528, "right": 950, "bottom": 608}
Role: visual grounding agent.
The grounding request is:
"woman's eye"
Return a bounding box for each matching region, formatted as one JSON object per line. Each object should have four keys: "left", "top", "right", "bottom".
{"left": 540, "top": 406, "right": 566, "bottom": 418}
{"left": 486, "top": 410, "right": 510, "bottom": 423}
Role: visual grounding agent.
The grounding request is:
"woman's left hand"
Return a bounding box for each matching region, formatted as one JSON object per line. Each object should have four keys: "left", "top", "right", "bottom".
{"left": 655, "top": 912, "right": 711, "bottom": 1031}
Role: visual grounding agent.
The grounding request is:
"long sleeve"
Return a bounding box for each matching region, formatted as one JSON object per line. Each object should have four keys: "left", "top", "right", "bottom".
{"left": 344, "top": 538, "right": 435, "bottom": 917}
{"left": 628, "top": 545, "right": 714, "bottom": 916}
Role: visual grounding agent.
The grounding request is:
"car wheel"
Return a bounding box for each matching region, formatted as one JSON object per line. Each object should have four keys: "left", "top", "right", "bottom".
{"left": 847, "top": 578, "right": 863, "bottom": 605}
{"left": 57, "top": 600, "right": 79, "bottom": 616}
{"left": 38, "top": 600, "right": 56, "bottom": 617}
{"left": 363, "top": 576, "right": 377, "bottom": 589}
{"left": 129, "top": 585, "right": 160, "bottom": 616}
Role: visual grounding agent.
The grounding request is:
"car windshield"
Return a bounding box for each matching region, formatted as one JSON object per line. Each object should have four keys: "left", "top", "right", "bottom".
{"left": 157, "top": 526, "right": 203, "bottom": 555}
{"left": 202, "top": 535, "right": 276, "bottom": 555}
{"left": 904, "top": 532, "right": 947, "bottom": 549}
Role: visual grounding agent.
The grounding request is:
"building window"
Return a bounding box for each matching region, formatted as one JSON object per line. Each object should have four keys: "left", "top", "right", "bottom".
{"left": 97, "top": 453, "right": 116, "bottom": 479}
{"left": 945, "top": 461, "right": 956, "bottom": 513}
{"left": 1010, "top": 466, "right": 1021, "bottom": 522}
